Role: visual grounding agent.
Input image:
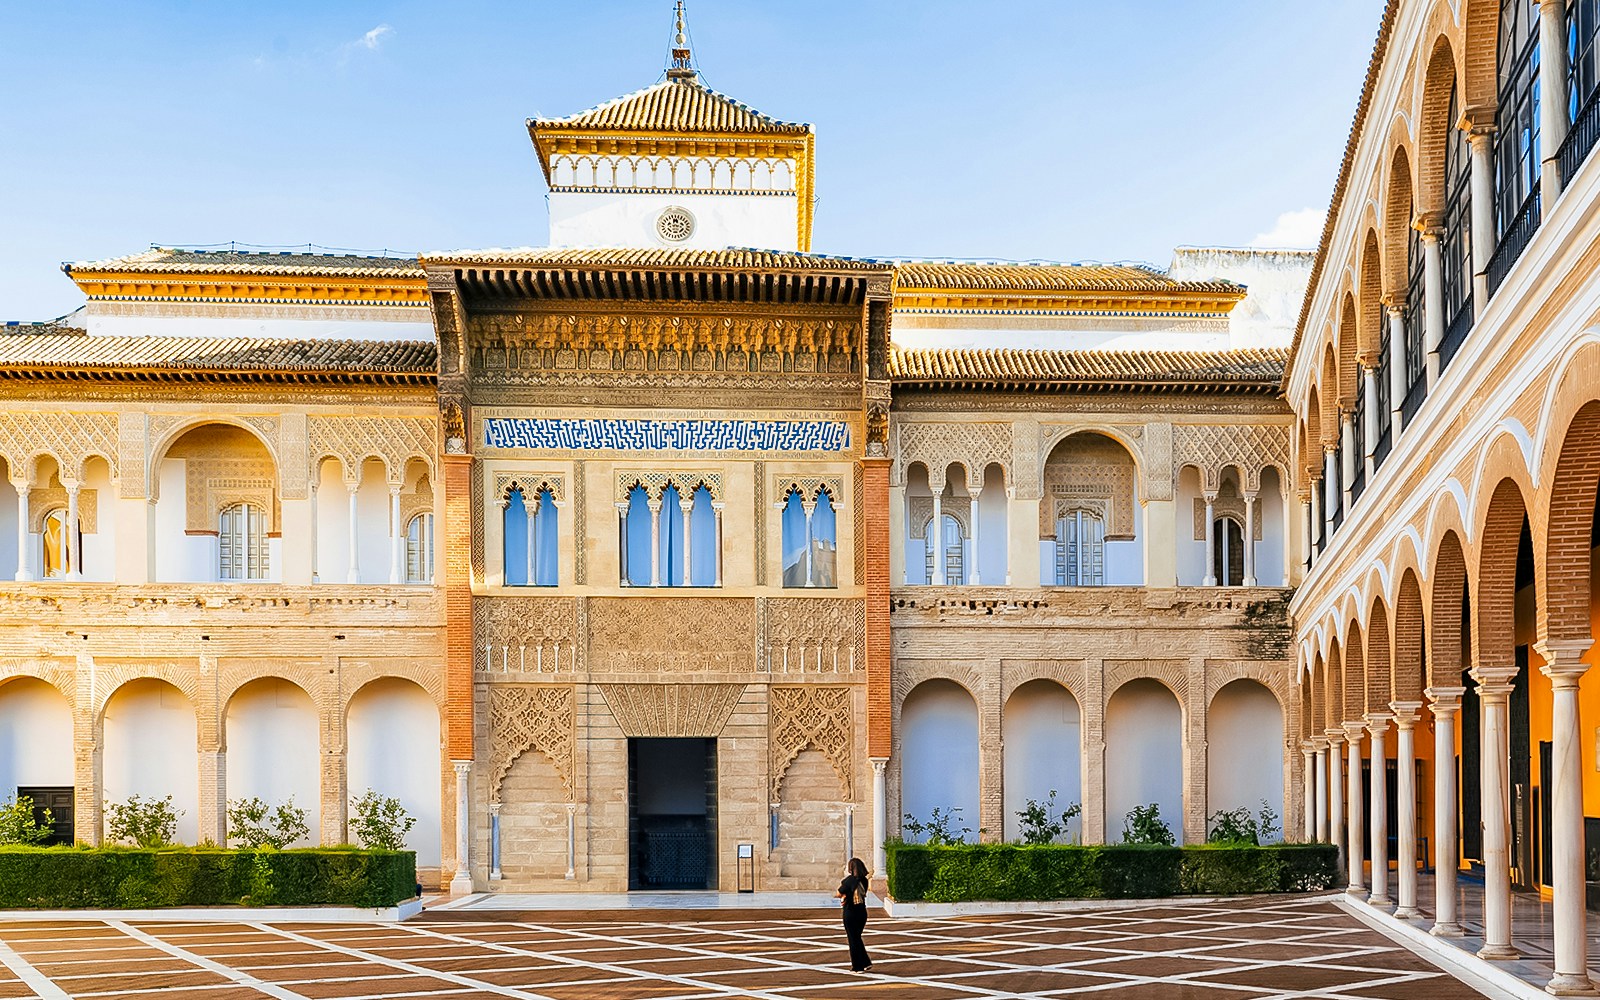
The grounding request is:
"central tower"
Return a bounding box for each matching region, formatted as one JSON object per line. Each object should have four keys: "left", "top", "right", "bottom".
{"left": 528, "top": 4, "right": 815, "bottom": 251}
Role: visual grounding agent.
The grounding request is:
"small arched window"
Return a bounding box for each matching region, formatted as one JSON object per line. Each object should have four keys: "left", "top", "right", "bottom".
{"left": 1053, "top": 510, "right": 1104, "bottom": 587}
{"left": 40, "top": 508, "right": 78, "bottom": 579}
{"left": 405, "top": 512, "right": 434, "bottom": 584}
{"left": 219, "top": 502, "right": 268, "bottom": 581}
{"left": 781, "top": 487, "right": 838, "bottom": 588}
{"left": 1213, "top": 516, "right": 1245, "bottom": 587}
{"left": 503, "top": 486, "right": 557, "bottom": 587}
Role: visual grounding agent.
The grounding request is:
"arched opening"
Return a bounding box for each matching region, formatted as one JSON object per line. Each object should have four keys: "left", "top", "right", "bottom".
{"left": 775, "top": 749, "right": 846, "bottom": 877}
{"left": 0, "top": 678, "right": 73, "bottom": 843}
{"left": 1105, "top": 679, "right": 1184, "bottom": 843}
{"left": 497, "top": 748, "right": 569, "bottom": 882}
{"left": 1002, "top": 680, "right": 1082, "bottom": 843}
{"left": 155, "top": 424, "right": 279, "bottom": 584}
{"left": 406, "top": 512, "right": 434, "bottom": 584}
{"left": 503, "top": 484, "right": 556, "bottom": 587}
{"left": 1208, "top": 679, "right": 1284, "bottom": 832}
{"left": 224, "top": 678, "right": 319, "bottom": 846}
{"left": 1213, "top": 515, "right": 1245, "bottom": 587}
{"left": 899, "top": 680, "right": 979, "bottom": 842}
{"left": 347, "top": 678, "right": 441, "bottom": 868}
{"left": 782, "top": 486, "right": 837, "bottom": 588}
{"left": 218, "top": 502, "right": 268, "bottom": 581}
{"left": 1042, "top": 432, "right": 1140, "bottom": 586}
{"left": 102, "top": 679, "right": 198, "bottom": 845}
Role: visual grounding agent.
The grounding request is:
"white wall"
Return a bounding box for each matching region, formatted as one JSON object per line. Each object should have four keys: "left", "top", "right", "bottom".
{"left": 1105, "top": 679, "right": 1184, "bottom": 844}
{"left": 102, "top": 679, "right": 199, "bottom": 845}
{"left": 347, "top": 678, "right": 441, "bottom": 866}
{"left": 1207, "top": 680, "right": 1284, "bottom": 831}
{"left": 154, "top": 459, "right": 214, "bottom": 583}
{"left": 548, "top": 190, "right": 799, "bottom": 251}
{"left": 84, "top": 308, "right": 434, "bottom": 343}
{"left": 315, "top": 463, "right": 349, "bottom": 583}
{"left": 225, "top": 678, "right": 320, "bottom": 846}
{"left": 976, "top": 465, "right": 1008, "bottom": 584}
{"left": 900, "top": 680, "right": 980, "bottom": 841}
{"left": 0, "top": 468, "right": 16, "bottom": 579}
{"left": 0, "top": 679, "right": 73, "bottom": 796}
{"left": 79, "top": 462, "right": 117, "bottom": 582}
{"left": 1002, "top": 681, "right": 1081, "bottom": 843}
{"left": 1166, "top": 247, "right": 1314, "bottom": 349}
{"left": 1257, "top": 469, "right": 1287, "bottom": 587}
{"left": 1175, "top": 466, "right": 1209, "bottom": 586}
{"left": 891, "top": 314, "right": 1231, "bottom": 352}
{"left": 355, "top": 460, "right": 390, "bottom": 584}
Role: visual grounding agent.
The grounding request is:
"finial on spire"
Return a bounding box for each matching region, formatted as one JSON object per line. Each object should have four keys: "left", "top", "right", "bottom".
{"left": 667, "top": 1, "right": 696, "bottom": 80}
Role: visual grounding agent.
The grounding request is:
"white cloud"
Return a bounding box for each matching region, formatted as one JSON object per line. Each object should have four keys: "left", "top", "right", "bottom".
{"left": 1249, "top": 207, "right": 1326, "bottom": 250}
{"left": 355, "top": 24, "right": 393, "bottom": 50}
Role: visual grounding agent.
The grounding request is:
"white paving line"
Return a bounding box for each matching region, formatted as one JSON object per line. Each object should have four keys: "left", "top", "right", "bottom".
{"left": 106, "top": 921, "right": 311, "bottom": 1000}
{"left": 0, "top": 934, "right": 70, "bottom": 1000}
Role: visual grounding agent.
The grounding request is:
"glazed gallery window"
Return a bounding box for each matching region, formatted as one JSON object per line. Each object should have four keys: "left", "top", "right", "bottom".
{"left": 923, "top": 513, "right": 965, "bottom": 585}
{"left": 781, "top": 487, "right": 838, "bottom": 588}
{"left": 406, "top": 512, "right": 434, "bottom": 584}
{"left": 503, "top": 486, "right": 557, "bottom": 587}
{"left": 1212, "top": 516, "right": 1245, "bottom": 587}
{"left": 621, "top": 481, "right": 717, "bottom": 587}
{"left": 40, "top": 508, "right": 79, "bottom": 579}
{"left": 219, "top": 502, "right": 268, "bottom": 581}
{"left": 1053, "top": 510, "right": 1104, "bottom": 586}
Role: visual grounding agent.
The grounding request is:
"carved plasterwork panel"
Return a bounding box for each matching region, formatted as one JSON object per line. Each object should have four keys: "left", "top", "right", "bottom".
{"left": 587, "top": 598, "right": 755, "bottom": 672}
{"left": 27, "top": 488, "right": 99, "bottom": 533}
{"left": 765, "top": 597, "right": 866, "bottom": 674}
{"left": 474, "top": 597, "right": 579, "bottom": 663}
{"left": 754, "top": 460, "right": 767, "bottom": 585}
{"left": 907, "top": 495, "right": 971, "bottom": 539}
{"left": 182, "top": 457, "right": 277, "bottom": 532}
{"left": 493, "top": 473, "right": 566, "bottom": 505}
{"left": 770, "top": 686, "right": 853, "bottom": 800}
{"left": 488, "top": 685, "right": 575, "bottom": 804}
{"left": 613, "top": 470, "right": 724, "bottom": 504}
{"left": 896, "top": 422, "right": 1011, "bottom": 488}
{"left": 1039, "top": 436, "right": 1135, "bottom": 539}
{"left": 1172, "top": 423, "right": 1291, "bottom": 493}
{"left": 308, "top": 415, "right": 436, "bottom": 485}
{"left": 0, "top": 411, "right": 119, "bottom": 484}
{"left": 598, "top": 683, "right": 745, "bottom": 737}
{"left": 771, "top": 474, "right": 844, "bottom": 506}
{"left": 398, "top": 474, "right": 432, "bottom": 528}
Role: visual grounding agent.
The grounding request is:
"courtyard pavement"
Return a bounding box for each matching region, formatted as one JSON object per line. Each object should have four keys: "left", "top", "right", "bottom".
{"left": 0, "top": 895, "right": 1494, "bottom": 999}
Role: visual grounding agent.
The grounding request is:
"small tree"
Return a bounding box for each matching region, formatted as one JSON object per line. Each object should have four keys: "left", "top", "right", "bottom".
{"left": 0, "top": 795, "right": 53, "bottom": 845}
{"left": 902, "top": 806, "right": 970, "bottom": 846}
{"left": 350, "top": 791, "right": 415, "bottom": 851}
{"left": 228, "top": 796, "right": 311, "bottom": 849}
{"left": 106, "top": 795, "right": 181, "bottom": 848}
{"left": 1207, "top": 799, "right": 1281, "bottom": 845}
{"left": 1121, "top": 803, "right": 1175, "bottom": 845}
{"left": 1015, "top": 790, "right": 1082, "bottom": 846}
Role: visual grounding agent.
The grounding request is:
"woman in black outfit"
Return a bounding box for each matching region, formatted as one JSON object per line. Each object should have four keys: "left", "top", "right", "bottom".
{"left": 836, "top": 856, "right": 873, "bottom": 972}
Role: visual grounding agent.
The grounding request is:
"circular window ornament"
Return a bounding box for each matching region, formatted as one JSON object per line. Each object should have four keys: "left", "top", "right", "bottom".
{"left": 656, "top": 206, "right": 695, "bottom": 243}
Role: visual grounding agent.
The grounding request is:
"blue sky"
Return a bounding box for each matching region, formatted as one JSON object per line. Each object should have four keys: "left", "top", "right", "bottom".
{"left": 0, "top": 1, "right": 1382, "bottom": 320}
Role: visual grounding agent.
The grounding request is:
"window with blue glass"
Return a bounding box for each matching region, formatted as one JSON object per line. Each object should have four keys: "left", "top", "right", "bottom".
{"left": 620, "top": 478, "right": 719, "bottom": 587}
{"left": 1489, "top": 0, "right": 1542, "bottom": 292}
{"left": 503, "top": 484, "right": 558, "bottom": 586}
{"left": 781, "top": 486, "right": 838, "bottom": 588}
{"left": 1564, "top": 0, "right": 1600, "bottom": 179}
{"left": 1441, "top": 83, "right": 1475, "bottom": 367}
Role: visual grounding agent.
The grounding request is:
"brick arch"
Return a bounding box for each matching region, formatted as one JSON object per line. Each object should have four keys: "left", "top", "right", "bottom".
{"left": 1325, "top": 641, "right": 1344, "bottom": 731}
{"left": 0, "top": 665, "right": 77, "bottom": 709}
{"left": 94, "top": 672, "right": 199, "bottom": 727}
{"left": 1321, "top": 342, "right": 1341, "bottom": 447}
{"left": 893, "top": 664, "right": 983, "bottom": 705}
{"left": 1473, "top": 477, "right": 1533, "bottom": 674}
{"left": 218, "top": 669, "right": 325, "bottom": 721}
{"left": 1383, "top": 145, "right": 1415, "bottom": 301}
{"left": 1394, "top": 568, "right": 1427, "bottom": 702}
{"left": 1366, "top": 599, "right": 1393, "bottom": 714}
{"left": 1206, "top": 662, "right": 1291, "bottom": 713}
{"left": 1357, "top": 231, "right": 1384, "bottom": 371}
{"left": 1343, "top": 621, "right": 1365, "bottom": 726}
{"left": 1000, "top": 663, "right": 1084, "bottom": 705}
{"left": 1461, "top": 0, "right": 1501, "bottom": 112}
{"left": 1304, "top": 391, "right": 1323, "bottom": 481}
{"left": 1300, "top": 671, "right": 1315, "bottom": 743}
{"left": 1310, "top": 653, "right": 1326, "bottom": 735}
{"left": 1416, "top": 32, "right": 1460, "bottom": 215}
{"left": 1538, "top": 398, "right": 1600, "bottom": 644}
{"left": 342, "top": 667, "right": 447, "bottom": 722}
{"left": 1430, "top": 529, "right": 1471, "bottom": 687}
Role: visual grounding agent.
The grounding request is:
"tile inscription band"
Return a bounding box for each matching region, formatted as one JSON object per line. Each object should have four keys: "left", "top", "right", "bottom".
{"left": 483, "top": 418, "right": 852, "bottom": 453}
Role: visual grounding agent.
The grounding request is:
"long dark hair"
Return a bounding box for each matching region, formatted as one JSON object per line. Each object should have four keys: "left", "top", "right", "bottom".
{"left": 847, "top": 857, "right": 869, "bottom": 879}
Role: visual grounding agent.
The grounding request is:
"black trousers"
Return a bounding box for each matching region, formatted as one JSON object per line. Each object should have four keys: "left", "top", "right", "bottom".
{"left": 843, "top": 906, "right": 871, "bottom": 970}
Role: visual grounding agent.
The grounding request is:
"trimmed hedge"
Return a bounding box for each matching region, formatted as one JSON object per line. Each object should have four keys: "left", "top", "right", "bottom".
{"left": 0, "top": 846, "right": 416, "bottom": 909}
{"left": 885, "top": 842, "right": 1340, "bottom": 903}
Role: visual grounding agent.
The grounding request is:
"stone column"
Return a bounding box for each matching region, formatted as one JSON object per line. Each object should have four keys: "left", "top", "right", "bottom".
{"left": 1467, "top": 126, "right": 1496, "bottom": 313}
{"left": 1201, "top": 492, "right": 1218, "bottom": 586}
{"left": 1474, "top": 669, "right": 1520, "bottom": 959}
{"left": 712, "top": 502, "right": 725, "bottom": 587}
{"left": 1367, "top": 713, "right": 1393, "bottom": 905}
{"left": 1420, "top": 224, "right": 1445, "bottom": 386}
{"left": 1386, "top": 306, "right": 1406, "bottom": 436}
{"left": 969, "top": 487, "right": 983, "bottom": 585}
{"left": 616, "top": 503, "right": 630, "bottom": 585}
{"left": 526, "top": 494, "right": 539, "bottom": 586}
{"left": 648, "top": 497, "right": 662, "bottom": 587}
{"left": 488, "top": 802, "right": 502, "bottom": 881}
{"left": 1303, "top": 492, "right": 1315, "bottom": 573}
{"left": 63, "top": 481, "right": 80, "bottom": 579}
{"left": 1391, "top": 701, "right": 1424, "bottom": 919}
{"left": 1427, "top": 686, "right": 1466, "bottom": 936}
{"left": 1345, "top": 722, "right": 1367, "bottom": 895}
{"left": 1339, "top": 415, "right": 1355, "bottom": 517}
{"left": 13, "top": 480, "right": 32, "bottom": 581}
{"left": 1243, "top": 491, "right": 1258, "bottom": 587}
{"left": 346, "top": 483, "right": 361, "bottom": 584}
{"left": 565, "top": 802, "right": 577, "bottom": 880}
{"left": 1328, "top": 730, "right": 1346, "bottom": 868}
{"left": 1302, "top": 743, "right": 1316, "bottom": 840}
{"left": 1540, "top": 0, "right": 1571, "bottom": 207}
{"left": 1538, "top": 641, "right": 1596, "bottom": 994}
{"left": 930, "top": 489, "right": 945, "bottom": 585}
{"left": 450, "top": 760, "right": 472, "bottom": 894}
{"left": 1323, "top": 450, "right": 1338, "bottom": 539}
{"left": 389, "top": 485, "right": 403, "bottom": 584}
{"left": 801, "top": 498, "right": 815, "bottom": 587}
{"left": 683, "top": 495, "right": 698, "bottom": 587}
{"left": 1315, "top": 741, "right": 1329, "bottom": 841}
{"left": 309, "top": 483, "right": 320, "bottom": 583}
{"left": 1363, "top": 358, "right": 1381, "bottom": 478}
{"left": 871, "top": 758, "right": 888, "bottom": 876}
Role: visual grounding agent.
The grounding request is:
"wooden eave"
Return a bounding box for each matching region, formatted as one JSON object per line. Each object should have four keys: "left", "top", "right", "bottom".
{"left": 445, "top": 264, "right": 874, "bottom": 308}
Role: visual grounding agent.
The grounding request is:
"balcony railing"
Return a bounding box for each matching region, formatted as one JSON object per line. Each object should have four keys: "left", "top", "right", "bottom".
{"left": 1373, "top": 427, "right": 1392, "bottom": 470}
{"left": 1400, "top": 374, "right": 1428, "bottom": 426}
{"left": 1350, "top": 463, "right": 1365, "bottom": 503}
{"left": 1485, "top": 191, "right": 1541, "bottom": 298}
{"left": 1560, "top": 85, "right": 1600, "bottom": 186}
{"left": 1439, "top": 304, "right": 1474, "bottom": 372}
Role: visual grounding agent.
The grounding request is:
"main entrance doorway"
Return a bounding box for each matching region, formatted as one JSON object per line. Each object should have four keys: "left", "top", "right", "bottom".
{"left": 628, "top": 737, "right": 717, "bottom": 890}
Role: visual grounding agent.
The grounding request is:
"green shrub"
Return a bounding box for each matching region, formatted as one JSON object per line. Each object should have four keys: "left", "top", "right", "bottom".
{"left": 228, "top": 797, "right": 310, "bottom": 850}
{"left": 1121, "top": 803, "right": 1175, "bottom": 845}
{"left": 902, "top": 806, "right": 971, "bottom": 846}
{"left": 0, "top": 846, "right": 416, "bottom": 909}
{"left": 1206, "top": 800, "right": 1281, "bottom": 846}
{"left": 350, "top": 791, "right": 415, "bottom": 851}
{"left": 0, "top": 796, "right": 53, "bottom": 845}
{"left": 1015, "top": 791, "right": 1082, "bottom": 846}
{"left": 884, "top": 842, "right": 1340, "bottom": 902}
{"left": 105, "top": 795, "right": 181, "bottom": 848}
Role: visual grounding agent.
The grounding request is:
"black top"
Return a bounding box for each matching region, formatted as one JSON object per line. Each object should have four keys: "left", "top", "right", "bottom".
{"left": 838, "top": 873, "right": 869, "bottom": 913}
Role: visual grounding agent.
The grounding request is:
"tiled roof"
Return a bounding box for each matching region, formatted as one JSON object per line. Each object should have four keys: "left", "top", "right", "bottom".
{"left": 0, "top": 332, "right": 435, "bottom": 379}
{"left": 421, "top": 246, "right": 886, "bottom": 271}
{"left": 890, "top": 347, "right": 1287, "bottom": 391}
{"left": 65, "top": 248, "right": 424, "bottom": 278}
{"left": 530, "top": 78, "right": 809, "bottom": 135}
{"left": 893, "top": 262, "right": 1243, "bottom": 297}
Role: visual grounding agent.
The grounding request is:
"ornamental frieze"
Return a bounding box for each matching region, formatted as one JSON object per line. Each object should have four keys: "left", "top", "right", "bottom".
{"left": 483, "top": 417, "right": 851, "bottom": 453}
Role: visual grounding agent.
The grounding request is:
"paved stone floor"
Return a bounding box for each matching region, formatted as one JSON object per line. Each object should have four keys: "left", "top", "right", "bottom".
{"left": 0, "top": 895, "right": 1493, "bottom": 999}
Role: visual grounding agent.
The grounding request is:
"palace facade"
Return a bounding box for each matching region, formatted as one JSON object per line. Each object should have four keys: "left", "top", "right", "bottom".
{"left": 0, "top": 16, "right": 1314, "bottom": 896}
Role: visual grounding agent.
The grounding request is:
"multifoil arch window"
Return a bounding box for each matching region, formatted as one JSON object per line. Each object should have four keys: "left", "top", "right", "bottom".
{"left": 503, "top": 484, "right": 558, "bottom": 587}
{"left": 619, "top": 475, "right": 720, "bottom": 587}
{"left": 219, "top": 502, "right": 268, "bottom": 581}
{"left": 1213, "top": 515, "right": 1245, "bottom": 587}
{"left": 40, "top": 508, "right": 78, "bottom": 580}
{"left": 781, "top": 484, "right": 838, "bottom": 588}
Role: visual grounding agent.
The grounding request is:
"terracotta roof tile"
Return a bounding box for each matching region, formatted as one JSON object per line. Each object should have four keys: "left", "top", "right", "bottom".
{"left": 893, "top": 262, "right": 1243, "bottom": 297}
{"left": 531, "top": 78, "right": 809, "bottom": 135}
{"left": 0, "top": 332, "right": 435, "bottom": 376}
{"left": 65, "top": 248, "right": 423, "bottom": 278}
{"left": 890, "top": 346, "right": 1287, "bottom": 390}
{"left": 420, "top": 246, "right": 886, "bottom": 271}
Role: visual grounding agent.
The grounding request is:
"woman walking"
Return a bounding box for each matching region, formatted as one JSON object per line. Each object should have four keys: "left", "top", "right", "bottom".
{"left": 836, "top": 857, "right": 873, "bottom": 973}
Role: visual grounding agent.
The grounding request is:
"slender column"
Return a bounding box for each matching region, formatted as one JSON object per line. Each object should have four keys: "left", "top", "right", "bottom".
{"left": 1427, "top": 686, "right": 1467, "bottom": 936}
{"left": 801, "top": 498, "right": 815, "bottom": 587}
{"left": 389, "top": 485, "right": 403, "bottom": 584}
{"left": 1339, "top": 415, "right": 1355, "bottom": 516}
{"left": 648, "top": 497, "right": 662, "bottom": 587}
{"left": 1315, "top": 742, "right": 1330, "bottom": 841}
{"left": 1323, "top": 450, "right": 1338, "bottom": 539}
{"left": 1345, "top": 722, "right": 1367, "bottom": 894}
{"left": 1328, "top": 731, "right": 1346, "bottom": 869}
{"left": 346, "top": 483, "right": 361, "bottom": 584}
{"left": 1420, "top": 224, "right": 1445, "bottom": 386}
{"left": 1303, "top": 489, "right": 1316, "bottom": 572}
{"left": 930, "top": 490, "right": 945, "bottom": 585}
{"left": 1538, "top": 641, "right": 1597, "bottom": 995}
{"left": 310, "top": 484, "right": 320, "bottom": 584}
{"left": 1242, "top": 491, "right": 1257, "bottom": 587}
{"left": 616, "top": 503, "right": 630, "bottom": 585}
{"left": 1362, "top": 360, "right": 1380, "bottom": 480}
{"left": 969, "top": 487, "right": 983, "bottom": 585}
{"left": 526, "top": 494, "right": 539, "bottom": 586}
{"left": 450, "top": 761, "right": 472, "bottom": 894}
{"left": 1540, "top": 0, "right": 1571, "bottom": 207}
{"left": 1474, "top": 670, "right": 1520, "bottom": 959}
{"left": 1467, "top": 127, "right": 1496, "bottom": 313}
{"left": 1367, "top": 714, "right": 1393, "bottom": 905}
{"left": 872, "top": 758, "right": 888, "bottom": 876}
{"left": 681, "top": 495, "right": 696, "bottom": 587}
{"left": 64, "top": 482, "right": 81, "bottom": 580}
{"left": 565, "top": 802, "right": 577, "bottom": 880}
{"left": 13, "top": 481, "right": 32, "bottom": 581}
{"left": 1391, "top": 702, "right": 1424, "bottom": 919}
{"left": 711, "top": 502, "right": 724, "bottom": 586}
{"left": 1386, "top": 306, "right": 1407, "bottom": 437}
{"left": 489, "top": 803, "right": 502, "bottom": 881}
{"left": 1302, "top": 743, "right": 1316, "bottom": 839}
{"left": 1202, "top": 492, "right": 1218, "bottom": 586}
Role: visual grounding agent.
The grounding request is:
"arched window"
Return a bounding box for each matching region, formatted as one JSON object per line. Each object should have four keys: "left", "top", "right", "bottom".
{"left": 40, "top": 508, "right": 77, "bottom": 579}
{"left": 1399, "top": 209, "right": 1427, "bottom": 423}
{"left": 622, "top": 484, "right": 653, "bottom": 586}
{"left": 925, "top": 513, "right": 964, "bottom": 585}
{"left": 503, "top": 486, "right": 557, "bottom": 587}
{"left": 1053, "top": 509, "right": 1104, "bottom": 586}
{"left": 1213, "top": 517, "right": 1245, "bottom": 587}
{"left": 1441, "top": 83, "right": 1475, "bottom": 365}
{"left": 405, "top": 512, "right": 434, "bottom": 584}
{"left": 1489, "top": 0, "right": 1542, "bottom": 291}
{"left": 781, "top": 487, "right": 838, "bottom": 588}
{"left": 219, "top": 502, "right": 268, "bottom": 581}
{"left": 659, "top": 484, "right": 686, "bottom": 586}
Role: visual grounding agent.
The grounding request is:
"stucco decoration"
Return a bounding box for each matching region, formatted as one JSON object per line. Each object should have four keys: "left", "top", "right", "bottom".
{"left": 769, "top": 685, "right": 853, "bottom": 800}
{"left": 772, "top": 475, "right": 844, "bottom": 505}
{"left": 0, "top": 411, "right": 119, "bottom": 485}
{"left": 613, "top": 470, "right": 724, "bottom": 504}
{"left": 897, "top": 422, "right": 1012, "bottom": 489}
{"left": 1173, "top": 423, "right": 1291, "bottom": 493}
{"left": 1039, "top": 435, "right": 1137, "bottom": 539}
{"left": 587, "top": 598, "right": 755, "bottom": 672}
{"left": 765, "top": 597, "right": 865, "bottom": 674}
{"left": 1191, "top": 483, "right": 1264, "bottom": 540}
{"left": 488, "top": 684, "right": 575, "bottom": 804}
{"left": 473, "top": 597, "right": 579, "bottom": 674}
{"left": 26, "top": 487, "right": 98, "bottom": 534}
{"left": 308, "top": 415, "right": 436, "bottom": 486}
{"left": 598, "top": 683, "right": 745, "bottom": 737}
{"left": 908, "top": 495, "right": 971, "bottom": 539}
{"left": 494, "top": 473, "right": 566, "bottom": 505}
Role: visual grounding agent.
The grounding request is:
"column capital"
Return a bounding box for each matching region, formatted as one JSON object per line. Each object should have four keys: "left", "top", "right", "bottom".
{"left": 488, "top": 802, "right": 501, "bottom": 817}
{"left": 1342, "top": 721, "right": 1368, "bottom": 741}
{"left": 1364, "top": 712, "right": 1393, "bottom": 734}
{"left": 1536, "top": 638, "right": 1594, "bottom": 683}
{"left": 1325, "top": 728, "right": 1347, "bottom": 746}
{"left": 1425, "top": 685, "right": 1466, "bottom": 711}
{"left": 647, "top": 498, "right": 662, "bottom": 514}
{"left": 1203, "top": 491, "right": 1218, "bottom": 504}
{"left": 1357, "top": 348, "right": 1381, "bottom": 368}
{"left": 1470, "top": 666, "right": 1519, "bottom": 697}
{"left": 1389, "top": 700, "right": 1424, "bottom": 727}
{"left": 452, "top": 759, "right": 473, "bottom": 777}
{"left": 870, "top": 757, "right": 888, "bottom": 775}
{"left": 1412, "top": 211, "right": 1442, "bottom": 234}
{"left": 1301, "top": 739, "right": 1320, "bottom": 753}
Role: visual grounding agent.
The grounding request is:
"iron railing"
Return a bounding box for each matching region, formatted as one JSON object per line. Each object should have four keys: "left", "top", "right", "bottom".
{"left": 1485, "top": 191, "right": 1541, "bottom": 298}
{"left": 1560, "top": 84, "right": 1600, "bottom": 186}
{"left": 1373, "top": 427, "right": 1392, "bottom": 471}
{"left": 1400, "top": 374, "right": 1428, "bottom": 426}
{"left": 1440, "top": 305, "right": 1474, "bottom": 372}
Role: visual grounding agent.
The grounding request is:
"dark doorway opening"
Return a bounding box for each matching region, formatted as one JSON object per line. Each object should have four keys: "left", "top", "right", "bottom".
{"left": 628, "top": 737, "right": 717, "bottom": 890}
{"left": 17, "top": 786, "right": 73, "bottom": 845}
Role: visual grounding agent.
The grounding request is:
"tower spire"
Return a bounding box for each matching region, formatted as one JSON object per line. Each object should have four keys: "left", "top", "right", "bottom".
{"left": 667, "top": 1, "right": 696, "bottom": 80}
